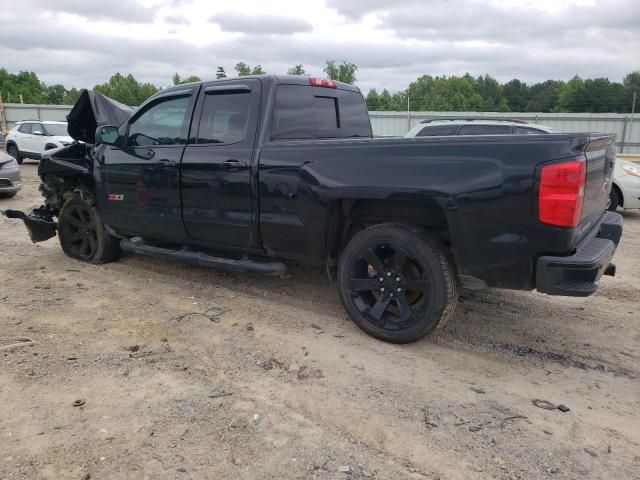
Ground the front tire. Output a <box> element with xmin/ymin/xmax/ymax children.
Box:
<box><xmin>337</xmin><ymin>223</ymin><xmax>459</xmax><ymax>344</ymax></box>
<box><xmin>608</xmin><ymin>187</ymin><xmax>620</xmax><ymax>212</ymax></box>
<box><xmin>6</xmin><ymin>143</ymin><xmax>22</xmax><ymax>164</ymax></box>
<box><xmin>58</xmin><ymin>195</ymin><xmax>121</xmax><ymax>264</ymax></box>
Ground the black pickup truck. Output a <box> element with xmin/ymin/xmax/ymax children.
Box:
<box><xmin>6</xmin><ymin>75</ymin><xmax>623</xmax><ymax>343</ymax></box>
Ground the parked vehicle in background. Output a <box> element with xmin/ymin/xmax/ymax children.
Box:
<box><xmin>6</xmin><ymin>77</ymin><xmax>623</xmax><ymax>344</ymax></box>
<box><xmin>0</xmin><ymin>151</ymin><xmax>21</xmax><ymax>198</ymax></box>
<box><xmin>405</xmin><ymin>117</ymin><xmax>558</xmax><ymax>137</ymax></box>
<box><xmin>609</xmin><ymin>159</ymin><xmax>640</xmax><ymax>211</ymax></box>
<box><xmin>5</xmin><ymin>121</ymin><xmax>74</xmax><ymax>163</ymax></box>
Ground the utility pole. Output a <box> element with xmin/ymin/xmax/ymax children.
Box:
<box><xmin>627</xmin><ymin>91</ymin><xmax>636</xmax><ymax>153</ymax></box>
<box><xmin>407</xmin><ymin>95</ymin><xmax>411</xmax><ymax>133</ymax></box>
<box><xmin>0</xmin><ymin>93</ymin><xmax>7</xmax><ymax>135</ymax></box>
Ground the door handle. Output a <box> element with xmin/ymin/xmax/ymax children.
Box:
<box><xmin>222</xmin><ymin>159</ymin><xmax>248</xmax><ymax>169</ymax></box>
<box><xmin>159</xmin><ymin>159</ymin><xmax>177</xmax><ymax>167</ymax></box>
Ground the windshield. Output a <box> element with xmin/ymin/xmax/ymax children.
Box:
<box><xmin>44</xmin><ymin>124</ymin><xmax>69</xmax><ymax>136</ymax></box>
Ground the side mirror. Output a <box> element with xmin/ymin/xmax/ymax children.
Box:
<box><xmin>32</xmin><ymin>130</ymin><xmax>44</xmax><ymax>136</ymax></box>
<box><xmin>95</xmin><ymin>125</ymin><xmax>119</xmax><ymax>145</ymax></box>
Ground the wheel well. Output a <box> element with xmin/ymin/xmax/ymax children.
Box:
<box><xmin>327</xmin><ymin>199</ymin><xmax>450</xmax><ymax>260</ymax></box>
<box><xmin>5</xmin><ymin>140</ymin><xmax>17</xmax><ymax>149</ymax></box>
<box><xmin>612</xmin><ymin>182</ymin><xmax>623</xmax><ymax>207</ymax></box>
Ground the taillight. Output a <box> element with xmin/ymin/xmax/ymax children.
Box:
<box><xmin>309</xmin><ymin>77</ymin><xmax>337</xmax><ymax>88</ymax></box>
<box><xmin>538</xmin><ymin>156</ymin><xmax>586</xmax><ymax>227</ymax></box>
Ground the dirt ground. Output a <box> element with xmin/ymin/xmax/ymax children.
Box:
<box><xmin>1</xmin><ymin>163</ymin><xmax>639</xmax><ymax>480</ymax></box>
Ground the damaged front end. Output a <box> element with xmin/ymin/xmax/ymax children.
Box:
<box><xmin>2</xmin><ymin>90</ymin><xmax>133</xmax><ymax>243</ymax></box>
<box><xmin>3</xmin><ymin>142</ymin><xmax>95</xmax><ymax>242</ymax></box>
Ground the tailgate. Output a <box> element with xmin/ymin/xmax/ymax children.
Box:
<box><xmin>579</xmin><ymin>134</ymin><xmax>616</xmax><ymax>237</ymax></box>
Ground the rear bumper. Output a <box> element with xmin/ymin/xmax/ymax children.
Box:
<box><xmin>536</xmin><ymin>211</ymin><xmax>623</xmax><ymax>297</ymax></box>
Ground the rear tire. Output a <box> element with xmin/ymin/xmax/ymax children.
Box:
<box><xmin>337</xmin><ymin>223</ymin><xmax>459</xmax><ymax>344</ymax></box>
<box><xmin>6</xmin><ymin>143</ymin><xmax>22</xmax><ymax>164</ymax></box>
<box><xmin>608</xmin><ymin>187</ymin><xmax>620</xmax><ymax>212</ymax></box>
<box><xmin>58</xmin><ymin>194</ymin><xmax>121</xmax><ymax>264</ymax></box>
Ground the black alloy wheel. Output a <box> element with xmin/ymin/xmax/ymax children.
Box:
<box><xmin>338</xmin><ymin>223</ymin><xmax>458</xmax><ymax>343</ymax></box>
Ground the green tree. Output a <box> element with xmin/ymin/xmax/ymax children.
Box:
<box><xmin>94</xmin><ymin>73</ymin><xmax>159</xmax><ymax>106</ymax></box>
<box><xmin>234</xmin><ymin>63</ymin><xmax>265</xmax><ymax>76</ymax></box>
<box><xmin>234</xmin><ymin>62</ymin><xmax>251</xmax><ymax>76</ymax></box>
<box><xmin>172</xmin><ymin>73</ymin><xmax>201</xmax><ymax>85</ymax></box>
<box><xmin>287</xmin><ymin>64</ymin><xmax>306</xmax><ymax>75</ymax></box>
<box><xmin>474</xmin><ymin>74</ymin><xmax>503</xmax><ymax>111</ymax></box>
<box><xmin>63</xmin><ymin>88</ymin><xmax>81</xmax><ymax>105</ymax></box>
<box><xmin>366</xmin><ymin>88</ymin><xmax>381</xmax><ymax>110</ymax></box>
<box><xmin>323</xmin><ymin>60</ymin><xmax>358</xmax><ymax>84</ymax></box>
<box><xmin>0</xmin><ymin>69</ymin><xmax>46</xmax><ymax>103</ymax></box>
<box><xmin>526</xmin><ymin>80</ymin><xmax>564</xmax><ymax>112</ymax></box>
<box><xmin>216</xmin><ymin>67</ymin><xmax>227</xmax><ymax>79</ymax></box>
<box><xmin>502</xmin><ymin>79</ymin><xmax>529</xmax><ymax>112</ymax></box>
<box><xmin>45</xmin><ymin>84</ymin><xmax>66</xmax><ymax>104</ymax></box>
<box><xmin>556</xmin><ymin>75</ymin><xmax>587</xmax><ymax>112</ymax></box>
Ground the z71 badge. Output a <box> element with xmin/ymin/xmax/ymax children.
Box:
<box><xmin>107</xmin><ymin>194</ymin><xmax>124</xmax><ymax>201</ymax></box>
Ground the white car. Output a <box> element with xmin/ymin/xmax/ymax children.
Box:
<box><xmin>405</xmin><ymin>118</ymin><xmax>558</xmax><ymax>137</ymax></box>
<box><xmin>610</xmin><ymin>159</ymin><xmax>640</xmax><ymax>211</ymax></box>
<box><xmin>5</xmin><ymin>120</ymin><xmax>74</xmax><ymax>164</ymax></box>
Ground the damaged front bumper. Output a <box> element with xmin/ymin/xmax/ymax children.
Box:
<box><xmin>3</xmin><ymin>207</ymin><xmax>57</xmax><ymax>243</ymax></box>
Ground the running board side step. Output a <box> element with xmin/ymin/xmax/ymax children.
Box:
<box><xmin>120</xmin><ymin>238</ymin><xmax>287</xmax><ymax>276</ymax></box>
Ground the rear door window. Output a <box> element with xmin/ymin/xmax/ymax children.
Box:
<box><xmin>272</xmin><ymin>85</ymin><xmax>371</xmax><ymax>139</ymax></box>
<box><xmin>196</xmin><ymin>91</ymin><xmax>251</xmax><ymax>144</ymax></box>
<box><xmin>458</xmin><ymin>125</ymin><xmax>512</xmax><ymax>135</ymax></box>
<box><xmin>416</xmin><ymin>125</ymin><xmax>459</xmax><ymax>136</ymax></box>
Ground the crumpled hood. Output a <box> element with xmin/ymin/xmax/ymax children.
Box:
<box><xmin>66</xmin><ymin>90</ymin><xmax>134</xmax><ymax>144</ymax></box>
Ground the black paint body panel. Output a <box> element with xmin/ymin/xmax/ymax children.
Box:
<box><xmin>34</xmin><ymin>75</ymin><xmax>617</xmax><ymax>292</ymax></box>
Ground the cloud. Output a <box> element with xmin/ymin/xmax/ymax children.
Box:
<box><xmin>0</xmin><ymin>0</ymin><xmax>637</xmax><ymax>95</ymax></box>
<box><xmin>163</xmin><ymin>15</ymin><xmax>190</xmax><ymax>25</ymax></box>
<box><xmin>209</xmin><ymin>12</ymin><xmax>313</xmax><ymax>34</ymax></box>
<box><xmin>23</xmin><ymin>0</ymin><xmax>157</xmax><ymax>23</ymax></box>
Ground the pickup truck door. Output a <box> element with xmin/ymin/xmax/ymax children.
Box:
<box><xmin>180</xmin><ymin>79</ymin><xmax>261</xmax><ymax>248</ymax></box>
<box><xmin>98</xmin><ymin>88</ymin><xmax>197</xmax><ymax>241</ymax></box>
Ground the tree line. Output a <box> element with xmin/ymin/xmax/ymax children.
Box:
<box><xmin>366</xmin><ymin>72</ymin><xmax>639</xmax><ymax>113</ymax></box>
<box><xmin>1</xmin><ymin>64</ymin><xmax>637</xmax><ymax>113</ymax></box>
<box><xmin>0</xmin><ymin>61</ymin><xmax>356</xmax><ymax>107</ymax></box>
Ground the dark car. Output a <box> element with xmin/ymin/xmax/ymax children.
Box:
<box><xmin>6</xmin><ymin>75</ymin><xmax>623</xmax><ymax>343</ymax></box>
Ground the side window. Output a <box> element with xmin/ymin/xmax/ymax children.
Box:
<box><xmin>515</xmin><ymin>126</ymin><xmax>543</xmax><ymax>134</ymax></box>
<box><xmin>127</xmin><ymin>96</ymin><xmax>189</xmax><ymax>147</ymax></box>
<box><xmin>272</xmin><ymin>85</ymin><xmax>371</xmax><ymax>139</ymax></box>
<box><xmin>417</xmin><ymin>125</ymin><xmax>458</xmax><ymax>136</ymax></box>
<box><xmin>314</xmin><ymin>96</ymin><xmax>339</xmax><ymax>132</ymax></box>
<box><xmin>18</xmin><ymin>123</ymin><xmax>32</xmax><ymax>134</ymax></box>
<box><xmin>272</xmin><ymin>86</ymin><xmax>315</xmax><ymax>139</ymax></box>
<box><xmin>458</xmin><ymin>124</ymin><xmax>512</xmax><ymax>135</ymax></box>
<box><xmin>196</xmin><ymin>92</ymin><xmax>251</xmax><ymax>144</ymax></box>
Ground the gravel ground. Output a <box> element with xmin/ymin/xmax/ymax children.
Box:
<box><xmin>1</xmin><ymin>162</ymin><xmax>639</xmax><ymax>480</ymax></box>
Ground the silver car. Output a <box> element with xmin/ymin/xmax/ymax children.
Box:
<box><xmin>0</xmin><ymin>151</ymin><xmax>22</xmax><ymax>198</ymax></box>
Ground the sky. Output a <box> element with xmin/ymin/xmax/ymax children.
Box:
<box><xmin>0</xmin><ymin>0</ymin><xmax>638</xmax><ymax>93</ymax></box>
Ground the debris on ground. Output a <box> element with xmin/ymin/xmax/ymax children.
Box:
<box><xmin>532</xmin><ymin>399</ymin><xmax>556</xmax><ymax>410</ymax></box>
